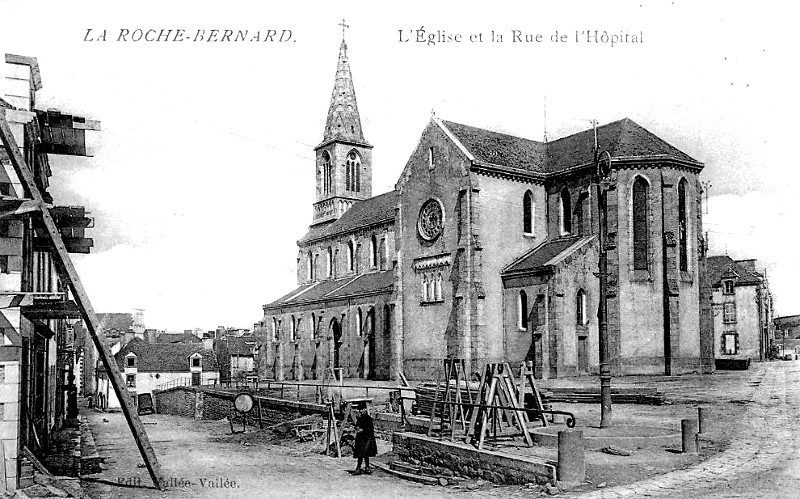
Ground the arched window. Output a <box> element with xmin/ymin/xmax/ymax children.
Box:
<box><xmin>310</xmin><ymin>314</ymin><xmax>317</xmax><ymax>340</ymax></box>
<box><xmin>307</xmin><ymin>251</ymin><xmax>313</xmax><ymax>280</ymax></box>
<box><xmin>422</xmin><ymin>275</ymin><xmax>428</xmax><ymax>302</ymax></box>
<box><xmin>346</xmin><ymin>151</ymin><xmax>361</xmax><ymax>192</ymax></box>
<box><xmin>356</xmin><ymin>308</ymin><xmax>363</xmax><ymax>337</ymax></box>
<box><xmin>384</xmin><ymin>305</ymin><xmax>391</xmax><ymax>336</ymax></box>
<box><xmin>435</xmin><ymin>273</ymin><xmax>443</xmax><ymax>301</ymax></box>
<box><xmin>560</xmin><ymin>189</ymin><xmax>572</xmax><ymax>235</ymax></box>
<box><xmin>313</xmin><ymin>254</ymin><xmax>319</xmax><ymax>280</ymax></box>
<box><xmin>518</xmin><ymin>290</ymin><xmax>528</xmax><ymax>329</ymax></box>
<box><xmin>369</xmin><ymin>235</ymin><xmax>377</xmax><ymax>268</ymax></box>
<box><xmin>379</xmin><ymin>237</ymin><xmax>387</xmax><ymax>270</ymax></box>
<box><xmin>326</xmin><ymin>247</ymin><xmax>332</xmax><ymax>277</ymax></box>
<box><xmin>428</xmin><ymin>147</ymin><xmax>435</xmax><ymax>169</ymax></box>
<box><xmin>367</xmin><ymin>307</ymin><xmax>375</xmax><ymax>337</ymax></box>
<box><xmin>347</xmin><ymin>241</ymin><xmax>354</xmax><ymax>272</ymax></box>
<box><xmin>574</xmin><ymin>196</ymin><xmax>584</xmax><ymax>236</ymax></box>
<box><xmin>576</xmin><ymin>289</ymin><xmax>587</xmax><ymax>326</ymax></box>
<box><xmin>632</xmin><ymin>177</ymin><xmax>649</xmax><ymax>271</ymax></box>
<box><xmin>271</xmin><ymin>317</ymin><xmax>277</xmax><ymax>342</ymax></box>
<box><xmin>322</xmin><ymin>151</ymin><xmax>332</xmax><ymax>195</ymax></box>
<box><xmin>678</xmin><ymin>179</ymin><xmax>688</xmax><ymax>272</ymax></box>
<box><xmin>290</xmin><ymin>316</ymin><xmax>296</xmax><ymax>342</ymax></box>
<box><xmin>523</xmin><ymin>190</ymin><xmax>535</xmax><ymax>235</ymax></box>
<box><xmin>333</xmin><ymin>249</ymin><xmax>339</xmax><ymax>277</ymax></box>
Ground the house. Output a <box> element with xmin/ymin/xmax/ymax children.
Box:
<box><xmin>774</xmin><ymin>315</ymin><xmax>800</xmax><ymax>360</ymax></box>
<box><xmin>707</xmin><ymin>256</ymin><xmax>774</xmax><ymax>368</ymax></box>
<box><xmin>95</xmin><ymin>338</ymin><xmax>219</xmax><ymax>410</ymax></box>
<box><xmin>259</xmin><ymin>34</ymin><xmax>713</xmax><ymax>381</ymax></box>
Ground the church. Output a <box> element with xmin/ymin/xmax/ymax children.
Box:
<box><xmin>259</xmin><ymin>35</ymin><xmax>715</xmax><ymax>381</ymax></box>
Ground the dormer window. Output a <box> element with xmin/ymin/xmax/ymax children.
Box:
<box><xmin>126</xmin><ymin>354</ymin><xmax>136</xmax><ymax>368</ymax></box>
<box><xmin>723</xmin><ymin>280</ymin><xmax>735</xmax><ymax>295</ymax></box>
<box><xmin>191</xmin><ymin>356</ymin><xmax>201</xmax><ymax>368</ymax></box>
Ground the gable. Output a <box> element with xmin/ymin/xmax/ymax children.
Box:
<box><xmin>395</xmin><ymin>119</ymin><xmax>473</xmax><ymax>193</ymax></box>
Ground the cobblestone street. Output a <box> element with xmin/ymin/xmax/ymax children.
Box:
<box><xmin>77</xmin><ymin>361</ymin><xmax>800</xmax><ymax>498</ymax></box>
<box><xmin>573</xmin><ymin>362</ymin><xmax>800</xmax><ymax>498</ymax></box>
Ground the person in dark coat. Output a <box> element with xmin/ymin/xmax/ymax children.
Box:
<box><xmin>353</xmin><ymin>407</ymin><xmax>377</xmax><ymax>475</ymax></box>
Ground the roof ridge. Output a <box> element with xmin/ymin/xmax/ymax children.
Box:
<box><xmin>544</xmin><ymin>118</ymin><xmax>629</xmax><ymax>145</ymax></box>
<box><xmin>441</xmin><ymin>119</ymin><xmax>544</xmax><ymax>145</ymax></box>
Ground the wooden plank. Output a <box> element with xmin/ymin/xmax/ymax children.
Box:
<box><xmin>501</xmin><ymin>371</ymin><xmax>532</xmax><ymax>447</ymax></box>
<box><xmin>427</xmin><ymin>368</ymin><xmax>442</xmax><ymax>437</ymax></box>
<box><xmin>0</xmin><ymin>198</ymin><xmax>41</xmax><ymax>220</ymax></box>
<box><xmin>466</xmin><ymin>364</ymin><xmax>488</xmax><ymax>441</ymax></box>
<box><xmin>477</xmin><ymin>375</ymin><xmax>498</xmax><ymax>450</ymax></box>
<box><xmin>0</xmin><ymin>111</ymin><xmax>165</xmax><ymax>490</ymax></box>
<box><xmin>21</xmin><ymin>446</ymin><xmax>52</xmax><ymax>477</ymax></box>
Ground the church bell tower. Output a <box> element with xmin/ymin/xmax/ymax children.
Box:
<box><xmin>312</xmin><ymin>24</ymin><xmax>373</xmax><ymax>226</ymax></box>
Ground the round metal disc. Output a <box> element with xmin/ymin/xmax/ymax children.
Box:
<box><xmin>234</xmin><ymin>393</ymin><xmax>254</xmax><ymax>413</ymax></box>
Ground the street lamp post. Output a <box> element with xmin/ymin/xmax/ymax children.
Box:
<box><xmin>594</xmin><ymin>125</ymin><xmax>613</xmax><ymax>428</ymax></box>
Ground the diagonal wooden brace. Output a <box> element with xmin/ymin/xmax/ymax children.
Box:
<box><xmin>0</xmin><ymin>109</ymin><xmax>165</xmax><ymax>490</ymax></box>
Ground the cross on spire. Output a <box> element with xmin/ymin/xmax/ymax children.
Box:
<box><xmin>339</xmin><ymin>18</ymin><xmax>349</xmax><ymax>41</ymax></box>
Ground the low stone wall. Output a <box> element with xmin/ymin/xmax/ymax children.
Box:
<box><xmin>153</xmin><ymin>386</ymin><xmax>327</xmax><ymax>425</ymax></box>
<box><xmin>153</xmin><ymin>387</ymin><xmax>198</xmax><ymax>418</ymax></box>
<box><xmin>392</xmin><ymin>432</ymin><xmax>556</xmax><ymax>485</ymax></box>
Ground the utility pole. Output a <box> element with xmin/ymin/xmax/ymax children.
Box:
<box><xmin>593</xmin><ymin>120</ymin><xmax>613</xmax><ymax>428</ymax></box>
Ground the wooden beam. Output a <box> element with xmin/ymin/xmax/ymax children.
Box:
<box><xmin>0</xmin><ymin>109</ymin><xmax>165</xmax><ymax>490</ymax></box>
<box><xmin>0</xmin><ymin>198</ymin><xmax>41</xmax><ymax>219</ymax></box>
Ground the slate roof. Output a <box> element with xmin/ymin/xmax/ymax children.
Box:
<box><xmin>115</xmin><ymin>338</ymin><xmax>218</xmax><ymax>372</ymax></box>
<box><xmin>441</xmin><ymin>118</ymin><xmax>701</xmax><ymax>175</ymax></box>
<box><xmin>155</xmin><ymin>332</ymin><xmax>201</xmax><ymax>344</ymax></box>
<box><xmin>298</xmin><ymin>191</ymin><xmax>397</xmax><ymax>244</ymax></box>
<box><xmin>775</xmin><ymin>315</ymin><xmax>800</xmax><ymax>338</ymax></box>
<box><xmin>503</xmin><ymin>236</ymin><xmax>594</xmax><ymax>275</ymax></box>
<box><xmin>224</xmin><ymin>336</ymin><xmax>261</xmax><ymax>356</ymax></box>
<box><xmin>264</xmin><ymin>270</ymin><xmax>394</xmax><ymax>309</ymax></box>
<box><xmin>706</xmin><ymin>255</ymin><xmax>763</xmax><ymax>287</ymax></box>
<box><xmin>442</xmin><ymin>120</ymin><xmax>547</xmax><ymax>173</ymax></box>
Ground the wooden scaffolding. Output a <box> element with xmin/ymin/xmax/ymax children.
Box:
<box><xmin>0</xmin><ymin>110</ymin><xmax>165</xmax><ymax>489</ymax></box>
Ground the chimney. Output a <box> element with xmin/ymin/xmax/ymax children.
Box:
<box><xmin>146</xmin><ymin>329</ymin><xmax>157</xmax><ymax>344</ymax></box>
<box><xmin>122</xmin><ymin>330</ymin><xmax>135</xmax><ymax>347</ymax></box>
<box><xmin>202</xmin><ymin>337</ymin><xmax>214</xmax><ymax>350</ymax></box>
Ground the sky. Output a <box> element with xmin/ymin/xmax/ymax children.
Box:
<box><xmin>0</xmin><ymin>0</ymin><xmax>797</xmax><ymax>330</ymax></box>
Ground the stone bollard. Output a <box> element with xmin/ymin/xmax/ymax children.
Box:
<box><xmin>681</xmin><ymin>418</ymin><xmax>698</xmax><ymax>454</ymax></box>
<box><xmin>557</xmin><ymin>429</ymin><xmax>585</xmax><ymax>484</ymax></box>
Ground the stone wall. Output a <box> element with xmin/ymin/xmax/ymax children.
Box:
<box><xmin>153</xmin><ymin>387</ymin><xmax>197</xmax><ymax>418</ymax></box>
<box><xmin>154</xmin><ymin>387</ymin><xmax>327</xmax><ymax>426</ymax></box>
<box><xmin>392</xmin><ymin>432</ymin><xmax>555</xmax><ymax>485</ymax></box>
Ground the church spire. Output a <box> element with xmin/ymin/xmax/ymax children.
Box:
<box><xmin>319</xmin><ymin>23</ymin><xmax>369</xmax><ymax>148</ymax></box>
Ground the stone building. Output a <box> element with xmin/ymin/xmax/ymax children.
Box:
<box><xmin>1</xmin><ymin>54</ymin><xmax>96</xmax><ymax>489</ymax></box>
<box><xmin>706</xmin><ymin>255</ymin><xmax>774</xmax><ymax>367</ymax></box>
<box><xmin>774</xmin><ymin>314</ymin><xmax>800</xmax><ymax>359</ymax></box>
<box><xmin>260</xmin><ymin>36</ymin><xmax>713</xmax><ymax>381</ymax></box>
<box><xmin>95</xmin><ymin>338</ymin><xmax>219</xmax><ymax>410</ymax></box>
